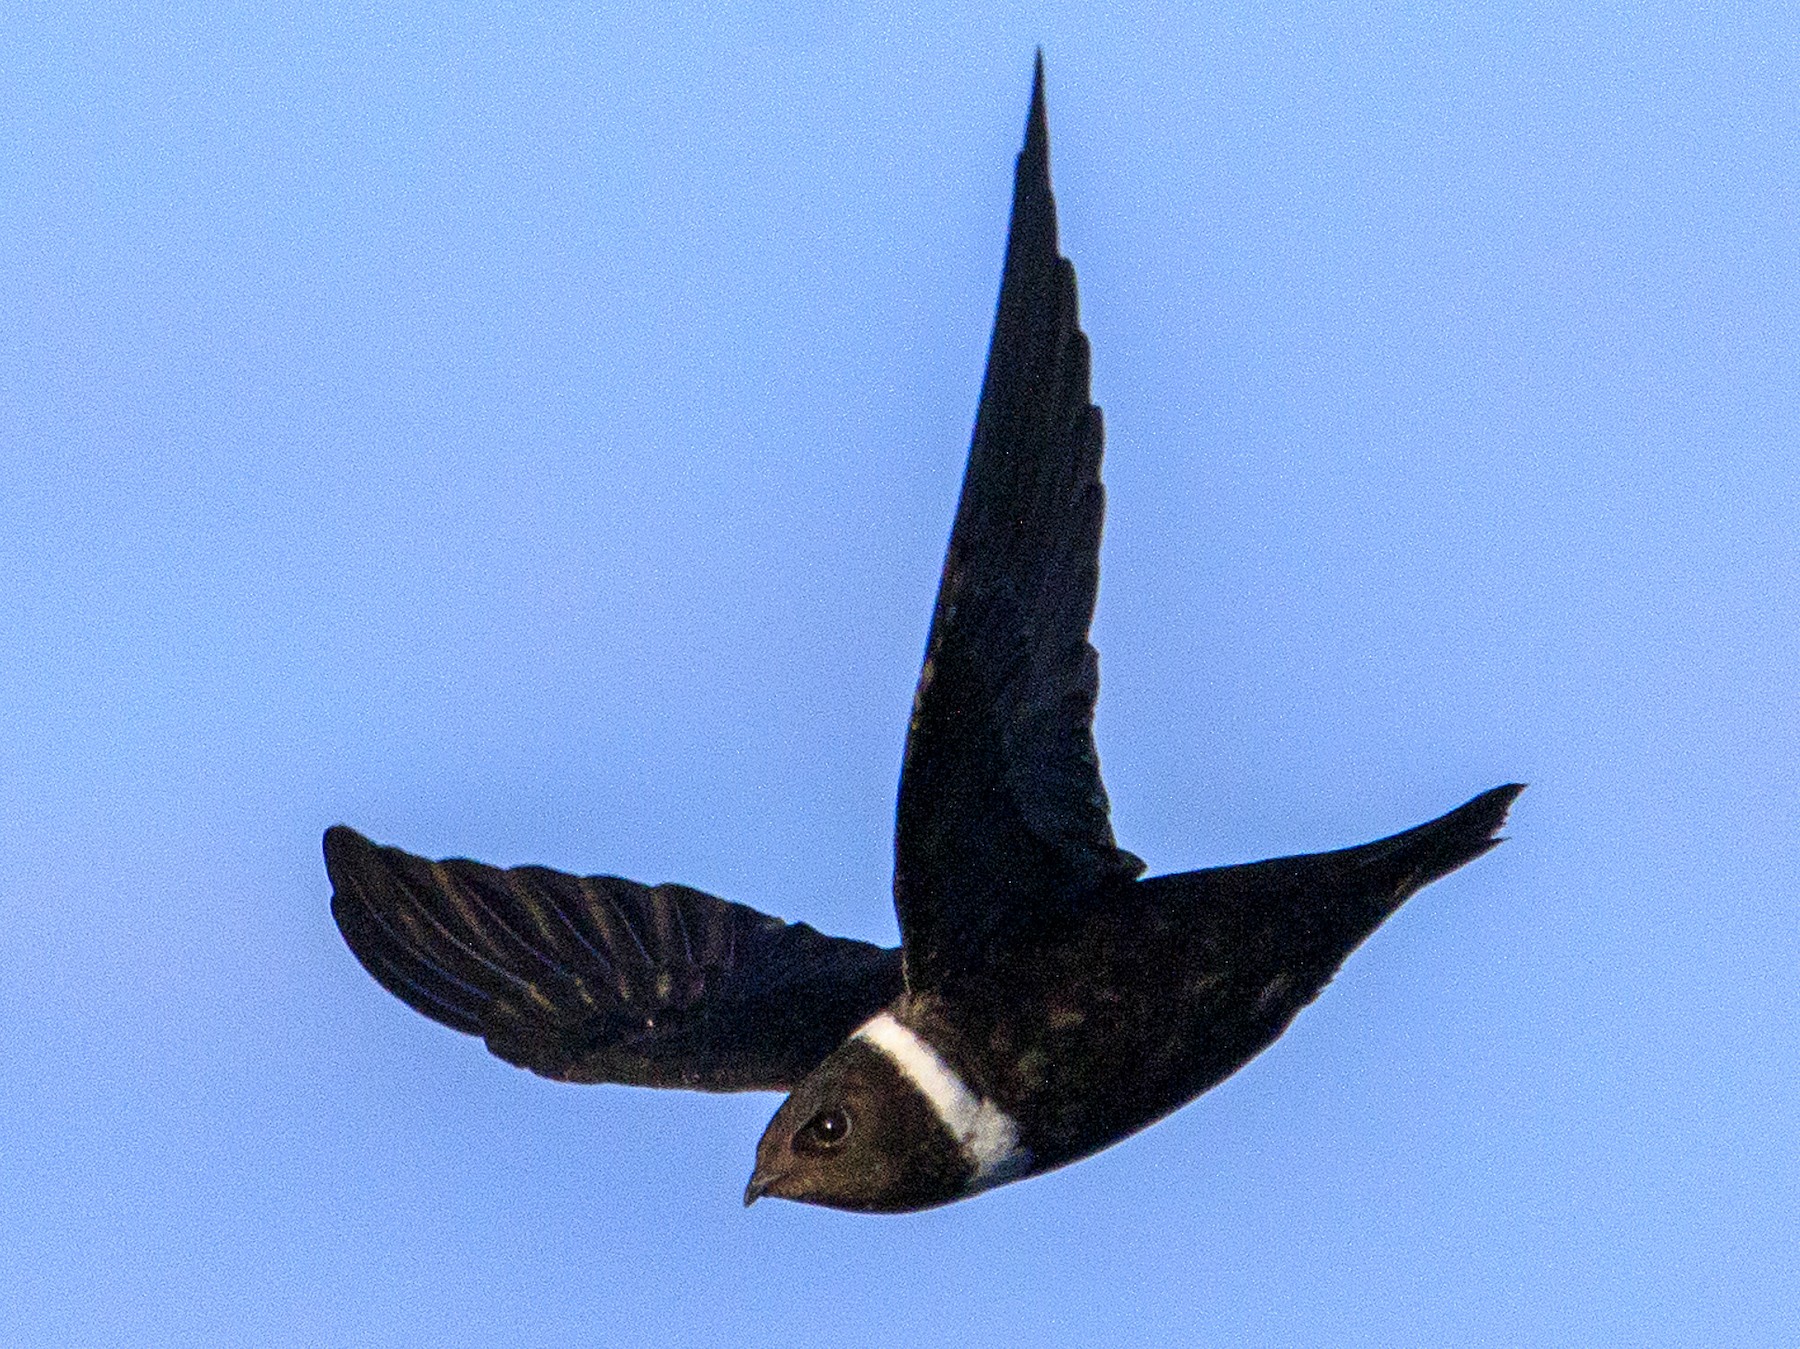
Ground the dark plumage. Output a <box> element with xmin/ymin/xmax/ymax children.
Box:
<box><xmin>327</xmin><ymin>56</ymin><xmax>1521</xmax><ymax>1214</ymax></box>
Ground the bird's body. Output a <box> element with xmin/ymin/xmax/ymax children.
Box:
<box><xmin>741</xmin><ymin>785</ymin><xmax>1518</xmax><ymax>1209</ymax></box>
<box><xmin>880</xmin><ymin>794</ymin><xmax>1520</xmax><ymax>1180</ymax></box>
<box><xmin>326</xmin><ymin>57</ymin><xmax>1520</xmax><ymax>1214</ymax></box>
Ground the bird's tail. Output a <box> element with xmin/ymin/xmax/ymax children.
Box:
<box><xmin>1142</xmin><ymin>783</ymin><xmax>1524</xmax><ymax>950</ymax></box>
<box><xmin>1328</xmin><ymin>782</ymin><xmax>1526</xmax><ymax>908</ymax></box>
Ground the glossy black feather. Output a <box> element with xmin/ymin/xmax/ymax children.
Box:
<box><xmin>900</xmin><ymin>784</ymin><xmax>1526</xmax><ymax>1171</ymax></box>
<box><xmin>328</xmin><ymin>63</ymin><xmax>1524</xmax><ymax>1215</ymax></box>
<box><xmin>326</xmin><ymin>826</ymin><xmax>902</xmax><ymax>1091</ymax></box>
<box><xmin>894</xmin><ymin>56</ymin><xmax>1142</xmax><ymax>991</ymax></box>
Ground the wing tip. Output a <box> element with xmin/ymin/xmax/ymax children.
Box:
<box><xmin>322</xmin><ymin>821</ymin><xmax>356</xmax><ymax>847</ymax></box>
<box><xmin>1020</xmin><ymin>50</ymin><xmax>1050</xmax><ymax>193</ymax></box>
<box><xmin>322</xmin><ymin>825</ymin><xmax>374</xmax><ymax>932</ymax></box>
<box><xmin>323</xmin><ymin>822</ymin><xmax>375</xmax><ymax>875</ymax></box>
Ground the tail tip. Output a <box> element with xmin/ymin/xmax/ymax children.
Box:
<box><xmin>1470</xmin><ymin>782</ymin><xmax>1527</xmax><ymax>841</ymax></box>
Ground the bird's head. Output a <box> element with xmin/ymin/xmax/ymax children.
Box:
<box><xmin>743</xmin><ymin>1034</ymin><xmax>972</xmax><ymax>1214</ymax></box>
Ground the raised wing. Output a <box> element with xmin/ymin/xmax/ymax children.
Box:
<box><xmin>894</xmin><ymin>57</ymin><xmax>1144</xmax><ymax>989</ymax></box>
<box><xmin>326</xmin><ymin>826</ymin><xmax>903</xmax><ymax>1092</ymax></box>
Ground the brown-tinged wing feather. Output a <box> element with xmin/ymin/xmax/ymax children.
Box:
<box><xmin>327</xmin><ymin>826</ymin><xmax>902</xmax><ymax>1092</ymax></box>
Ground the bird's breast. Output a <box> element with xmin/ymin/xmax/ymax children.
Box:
<box><xmin>912</xmin><ymin>893</ymin><xmax>1317</xmax><ymax>1171</ymax></box>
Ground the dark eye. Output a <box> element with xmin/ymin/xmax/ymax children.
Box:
<box><xmin>793</xmin><ymin>1107</ymin><xmax>852</xmax><ymax>1154</ymax></box>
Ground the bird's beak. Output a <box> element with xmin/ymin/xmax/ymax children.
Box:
<box><xmin>743</xmin><ymin>1165</ymin><xmax>783</xmax><ymax>1207</ymax></box>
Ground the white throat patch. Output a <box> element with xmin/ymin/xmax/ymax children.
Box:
<box><xmin>854</xmin><ymin>1012</ymin><xmax>1030</xmax><ymax>1189</ymax></box>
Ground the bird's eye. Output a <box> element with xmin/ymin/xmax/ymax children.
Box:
<box><xmin>793</xmin><ymin>1107</ymin><xmax>852</xmax><ymax>1154</ymax></box>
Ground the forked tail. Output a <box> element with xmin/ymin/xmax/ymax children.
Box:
<box><xmin>1141</xmin><ymin>782</ymin><xmax>1525</xmax><ymax>958</ymax></box>
<box><xmin>1337</xmin><ymin>782</ymin><xmax>1526</xmax><ymax>907</ymax></box>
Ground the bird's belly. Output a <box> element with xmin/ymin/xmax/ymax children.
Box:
<box><xmin>977</xmin><ymin>915</ymin><xmax>1313</xmax><ymax>1169</ymax></box>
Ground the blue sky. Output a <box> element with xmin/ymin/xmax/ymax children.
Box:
<box><xmin>3</xmin><ymin>3</ymin><xmax>1796</xmax><ymax>1345</ymax></box>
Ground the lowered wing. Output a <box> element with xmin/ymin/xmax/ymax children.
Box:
<box><xmin>894</xmin><ymin>57</ymin><xmax>1143</xmax><ymax>989</ymax></box>
<box><xmin>327</xmin><ymin>826</ymin><xmax>902</xmax><ymax>1092</ymax></box>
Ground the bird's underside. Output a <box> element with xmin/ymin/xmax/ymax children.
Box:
<box><xmin>325</xmin><ymin>55</ymin><xmax>1520</xmax><ymax>1210</ymax></box>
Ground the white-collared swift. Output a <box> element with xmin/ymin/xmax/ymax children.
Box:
<box><xmin>326</xmin><ymin>56</ymin><xmax>1522</xmax><ymax>1214</ymax></box>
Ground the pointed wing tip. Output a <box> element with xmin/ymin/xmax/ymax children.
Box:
<box><xmin>1002</xmin><ymin>48</ymin><xmax>1056</xmax><ymax>266</ymax></box>
<box><xmin>1024</xmin><ymin>51</ymin><xmax>1048</xmax><ymax>165</ymax></box>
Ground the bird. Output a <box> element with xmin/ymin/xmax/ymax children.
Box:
<box><xmin>324</xmin><ymin>55</ymin><xmax>1522</xmax><ymax>1215</ymax></box>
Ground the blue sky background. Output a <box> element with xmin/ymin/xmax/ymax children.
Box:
<box><xmin>4</xmin><ymin>3</ymin><xmax>1796</xmax><ymax>1345</ymax></box>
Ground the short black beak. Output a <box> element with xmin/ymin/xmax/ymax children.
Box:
<box><xmin>744</xmin><ymin>1158</ymin><xmax>793</xmax><ymax>1207</ymax></box>
<box><xmin>743</xmin><ymin>1172</ymin><xmax>773</xmax><ymax>1207</ymax></box>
